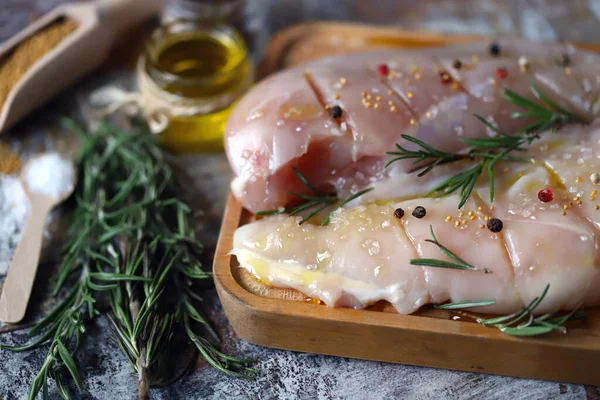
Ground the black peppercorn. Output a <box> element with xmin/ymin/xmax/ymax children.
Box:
<box><xmin>412</xmin><ymin>206</ymin><xmax>426</xmax><ymax>219</ymax></box>
<box><xmin>487</xmin><ymin>217</ymin><xmax>503</xmax><ymax>233</ymax></box>
<box><xmin>329</xmin><ymin>105</ymin><xmax>343</xmax><ymax>118</ymax></box>
<box><xmin>560</xmin><ymin>53</ymin><xmax>571</xmax><ymax>67</ymax></box>
<box><xmin>489</xmin><ymin>42</ymin><xmax>501</xmax><ymax>56</ymax></box>
<box><xmin>393</xmin><ymin>208</ymin><xmax>405</xmax><ymax>219</ymax></box>
<box><xmin>452</xmin><ymin>59</ymin><xmax>462</xmax><ymax>69</ymax></box>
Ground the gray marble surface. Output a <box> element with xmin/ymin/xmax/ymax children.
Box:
<box><xmin>1</xmin><ymin>1</ymin><xmax>600</xmax><ymax>399</ymax></box>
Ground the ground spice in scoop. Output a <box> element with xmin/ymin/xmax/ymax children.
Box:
<box><xmin>0</xmin><ymin>18</ymin><xmax>78</xmax><ymax>112</ymax></box>
<box><xmin>0</xmin><ymin>142</ymin><xmax>22</xmax><ymax>175</ymax></box>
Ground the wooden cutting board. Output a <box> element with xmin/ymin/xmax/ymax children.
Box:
<box><xmin>214</xmin><ymin>22</ymin><xmax>600</xmax><ymax>385</ymax></box>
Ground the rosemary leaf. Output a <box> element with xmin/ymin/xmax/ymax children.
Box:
<box><xmin>292</xmin><ymin>166</ymin><xmax>326</xmax><ymax>195</ymax></box>
<box><xmin>0</xmin><ymin>325</ymin><xmax>59</xmax><ymax>353</ymax></box>
<box><xmin>88</xmin><ymin>272</ymin><xmax>153</xmax><ymax>282</ymax></box>
<box><xmin>289</xmin><ymin>200</ymin><xmax>322</xmax><ymax>216</ymax></box>
<box><xmin>478</xmin><ymin>312</ymin><xmax>519</xmax><ymax>327</ymax></box>
<box><xmin>56</xmin><ymin>341</ymin><xmax>84</xmax><ymax>391</ymax></box>
<box><xmin>299</xmin><ymin>202</ymin><xmax>330</xmax><ymax>225</ymax></box>
<box><xmin>410</xmin><ymin>258</ymin><xmax>480</xmax><ymax>270</ymax></box>
<box><xmin>434</xmin><ymin>300</ymin><xmax>496</xmax><ymax>310</ymax></box>
<box><xmin>255</xmin><ymin>209</ymin><xmax>279</xmax><ymax>216</ymax></box>
<box><xmin>487</xmin><ymin>162</ymin><xmax>496</xmax><ymax>203</ymax></box>
<box><xmin>499</xmin><ymin>325</ymin><xmax>556</xmax><ymax>336</ymax></box>
<box><xmin>502</xmin><ymin>87</ymin><xmax>549</xmax><ymax>114</ymax></box>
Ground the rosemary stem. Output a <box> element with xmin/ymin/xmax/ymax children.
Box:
<box><xmin>137</xmin><ymin>349</ymin><xmax>150</xmax><ymax>400</ymax></box>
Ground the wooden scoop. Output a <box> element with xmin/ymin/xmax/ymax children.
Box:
<box><xmin>0</xmin><ymin>155</ymin><xmax>76</xmax><ymax>323</ymax></box>
<box><xmin>0</xmin><ymin>0</ymin><xmax>162</xmax><ymax>134</ymax></box>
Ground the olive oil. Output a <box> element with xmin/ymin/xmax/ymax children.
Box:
<box><xmin>160</xmin><ymin>103</ymin><xmax>235</xmax><ymax>152</ymax></box>
<box><xmin>139</xmin><ymin>21</ymin><xmax>252</xmax><ymax>153</ymax></box>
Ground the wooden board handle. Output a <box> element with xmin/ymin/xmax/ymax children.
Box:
<box><xmin>0</xmin><ymin>199</ymin><xmax>51</xmax><ymax>323</ymax></box>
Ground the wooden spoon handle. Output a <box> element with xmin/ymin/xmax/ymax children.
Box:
<box><xmin>0</xmin><ymin>201</ymin><xmax>50</xmax><ymax>323</ymax></box>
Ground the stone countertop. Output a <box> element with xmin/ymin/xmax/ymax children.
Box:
<box><xmin>1</xmin><ymin>1</ymin><xmax>600</xmax><ymax>399</ymax></box>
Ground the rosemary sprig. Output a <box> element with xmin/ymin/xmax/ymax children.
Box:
<box><xmin>1</xmin><ymin>118</ymin><xmax>255</xmax><ymax>399</ymax></box>
<box><xmin>477</xmin><ymin>284</ymin><xmax>585</xmax><ymax>337</ymax></box>
<box><xmin>411</xmin><ymin>228</ymin><xmax>583</xmax><ymax>336</ymax></box>
<box><xmin>386</xmin><ymin>84</ymin><xmax>588</xmax><ymax>207</ymax></box>
<box><xmin>436</xmin><ymin>285</ymin><xmax>584</xmax><ymax>336</ymax></box>
<box><xmin>257</xmin><ymin>167</ymin><xmax>373</xmax><ymax>225</ymax></box>
<box><xmin>410</xmin><ymin>226</ymin><xmax>492</xmax><ymax>273</ymax></box>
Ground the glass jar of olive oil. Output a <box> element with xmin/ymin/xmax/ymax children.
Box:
<box><xmin>137</xmin><ymin>20</ymin><xmax>252</xmax><ymax>152</ymax></box>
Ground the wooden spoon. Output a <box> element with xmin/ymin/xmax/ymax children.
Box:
<box><xmin>0</xmin><ymin>155</ymin><xmax>76</xmax><ymax>324</ymax></box>
<box><xmin>0</xmin><ymin>0</ymin><xmax>162</xmax><ymax>134</ymax></box>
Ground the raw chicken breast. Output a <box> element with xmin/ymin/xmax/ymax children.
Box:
<box><xmin>226</xmin><ymin>39</ymin><xmax>600</xmax><ymax>212</ymax></box>
<box><xmin>232</xmin><ymin>164</ymin><xmax>600</xmax><ymax>314</ymax></box>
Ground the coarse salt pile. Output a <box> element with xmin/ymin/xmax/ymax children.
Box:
<box><xmin>25</xmin><ymin>153</ymin><xmax>75</xmax><ymax>199</ymax></box>
<box><xmin>0</xmin><ymin>176</ymin><xmax>28</xmax><ymax>275</ymax></box>
<box><xmin>0</xmin><ymin>152</ymin><xmax>74</xmax><ymax>275</ymax></box>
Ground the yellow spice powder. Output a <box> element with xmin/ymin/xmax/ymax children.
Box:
<box><xmin>0</xmin><ymin>142</ymin><xmax>22</xmax><ymax>175</ymax></box>
<box><xmin>0</xmin><ymin>18</ymin><xmax>78</xmax><ymax>111</ymax></box>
